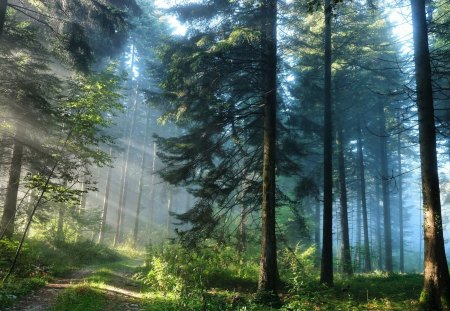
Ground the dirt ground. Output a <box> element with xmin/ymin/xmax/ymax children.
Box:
<box><xmin>4</xmin><ymin>264</ymin><xmax>145</xmax><ymax>311</ymax></box>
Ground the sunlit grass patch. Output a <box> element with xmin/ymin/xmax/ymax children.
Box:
<box><xmin>283</xmin><ymin>272</ymin><xmax>422</xmax><ymax>310</ymax></box>
<box><xmin>50</xmin><ymin>284</ymin><xmax>107</xmax><ymax>311</ymax></box>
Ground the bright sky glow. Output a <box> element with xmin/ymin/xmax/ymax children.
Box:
<box><xmin>387</xmin><ymin>4</ymin><xmax>413</xmax><ymax>54</ymax></box>
<box><xmin>154</xmin><ymin>0</ymin><xmax>187</xmax><ymax>36</ymax></box>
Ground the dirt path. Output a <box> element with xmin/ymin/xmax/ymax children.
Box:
<box><xmin>4</xmin><ymin>260</ymin><xmax>145</xmax><ymax>311</ymax></box>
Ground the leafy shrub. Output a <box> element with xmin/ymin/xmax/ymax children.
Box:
<box><xmin>138</xmin><ymin>242</ymin><xmax>259</xmax><ymax>296</ymax></box>
<box><xmin>280</xmin><ymin>244</ymin><xmax>317</xmax><ymax>291</ymax></box>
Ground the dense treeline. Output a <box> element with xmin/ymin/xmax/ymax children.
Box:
<box><xmin>1</xmin><ymin>0</ymin><xmax>450</xmax><ymax>310</ymax></box>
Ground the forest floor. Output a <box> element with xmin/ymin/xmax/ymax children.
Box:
<box><xmin>0</xmin><ymin>239</ymin><xmax>425</xmax><ymax>311</ymax></box>
<box><xmin>3</xmin><ymin>259</ymin><xmax>146</xmax><ymax>311</ymax></box>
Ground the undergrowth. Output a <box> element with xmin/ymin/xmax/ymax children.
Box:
<box><xmin>135</xmin><ymin>242</ymin><xmax>423</xmax><ymax>310</ymax></box>
<box><xmin>49</xmin><ymin>284</ymin><xmax>107</xmax><ymax>311</ymax></box>
<box><xmin>0</xmin><ymin>238</ymin><xmax>120</xmax><ymax>309</ymax></box>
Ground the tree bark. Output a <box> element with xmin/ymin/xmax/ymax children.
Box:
<box><xmin>148</xmin><ymin>142</ymin><xmax>157</xmax><ymax>234</ymax></box>
<box><xmin>257</xmin><ymin>0</ymin><xmax>278</xmax><ymax>300</ymax></box>
<box><xmin>375</xmin><ymin>181</ymin><xmax>383</xmax><ymax>270</ymax></box>
<box><xmin>98</xmin><ymin>147</ymin><xmax>113</xmax><ymax>244</ymax></box>
<box><xmin>397</xmin><ymin>115</ymin><xmax>404</xmax><ymax>273</ymax></box>
<box><xmin>357</xmin><ymin>125</ymin><xmax>371</xmax><ymax>272</ymax></box>
<box><xmin>56</xmin><ymin>204</ymin><xmax>65</xmax><ymax>244</ymax></box>
<box><xmin>314</xmin><ymin>201</ymin><xmax>321</xmax><ymax>266</ymax></box>
<box><xmin>166</xmin><ymin>184</ymin><xmax>173</xmax><ymax>238</ymax></box>
<box><xmin>0</xmin><ymin>0</ymin><xmax>7</xmax><ymax>36</ymax></box>
<box><xmin>379</xmin><ymin>102</ymin><xmax>393</xmax><ymax>273</ymax></box>
<box><xmin>336</xmin><ymin>126</ymin><xmax>352</xmax><ymax>275</ymax></box>
<box><xmin>133</xmin><ymin>110</ymin><xmax>150</xmax><ymax>245</ymax></box>
<box><xmin>237</xmin><ymin>178</ymin><xmax>248</xmax><ymax>256</ymax></box>
<box><xmin>0</xmin><ymin>125</ymin><xmax>24</xmax><ymax>239</ymax></box>
<box><xmin>114</xmin><ymin>46</ymin><xmax>138</xmax><ymax>247</ymax></box>
<box><xmin>113</xmin><ymin>151</ymin><xmax>127</xmax><ymax>247</ymax></box>
<box><xmin>411</xmin><ymin>0</ymin><xmax>450</xmax><ymax>308</ymax></box>
<box><xmin>355</xmin><ymin>182</ymin><xmax>361</xmax><ymax>272</ymax></box>
<box><xmin>320</xmin><ymin>0</ymin><xmax>333</xmax><ymax>286</ymax></box>
<box><xmin>77</xmin><ymin>181</ymin><xmax>87</xmax><ymax>241</ymax></box>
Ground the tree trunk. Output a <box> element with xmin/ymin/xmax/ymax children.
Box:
<box><xmin>397</xmin><ymin>115</ymin><xmax>404</xmax><ymax>273</ymax></box>
<box><xmin>320</xmin><ymin>0</ymin><xmax>333</xmax><ymax>286</ymax></box>
<box><xmin>237</xmin><ymin>176</ymin><xmax>248</xmax><ymax>256</ymax></box>
<box><xmin>0</xmin><ymin>0</ymin><xmax>7</xmax><ymax>36</ymax></box>
<box><xmin>379</xmin><ymin>102</ymin><xmax>393</xmax><ymax>273</ymax></box>
<box><xmin>375</xmin><ymin>182</ymin><xmax>383</xmax><ymax>270</ymax></box>
<box><xmin>0</xmin><ymin>125</ymin><xmax>24</xmax><ymax>239</ymax></box>
<box><xmin>56</xmin><ymin>204</ymin><xmax>65</xmax><ymax>244</ymax></box>
<box><xmin>148</xmin><ymin>142</ymin><xmax>157</xmax><ymax>234</ymax></box>
<box><xmin>411</xmin><ymin>0</ymin><xmax>450</xmax><ymax>308</ymax></box>
<box><xmin>355</xmin><ymin>184</ymin><xmax>361</xmax><ymax>272</ymax></box>
<box><xmin>237</xmin><ymin>203</ymin><xmax>247</xmax><ymax>256</ymax></box>
<box><xmin>133</xmin><ymin>110</ymin><xmax>150</xmax><ymax>245</ymax></box>
<box><xmin>166</xmin><ymin>185</ymin><xmax>173</xmax><ymax>238</ymax></box>
<box><xmin>314</xmin><ymin>201</ymin><xmax>321</xmax><ymax>266</ymax></box>
<box><xmin>336</xmin><ymin>126</ymin><xmax>352</xmax><ymax>276</ymax></box>
<box><xmin>77</xmin><ymin>181</ymin><xmax>87</xmax><ymax>241</ymax></box>
<box><xmin>98</xmin><ymin>147</ymin><xmax>113</xmax><ymax>244</ymax></box>
<box><xmin>357</xmin><ymin>125</ymin><xmax>371</xmax><ymax>272</ymax></box>
<box><xmin>114</xmin><ymin>46</ymin><xmax>138</xmax><ymax>247</ymax></box>
<box><xmin>257</xmin><ymin>0</ymin><xmax>278</xmax><ymax>300</ymax></box>
<box><xmin>113</xmin><ymin>151</ymin><xmax>127</xmax><ymax>247</ymax></box>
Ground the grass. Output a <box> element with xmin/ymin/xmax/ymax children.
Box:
<box><xmin>0</xmin><ymin>238</ymin><xmax>122</xmax><ymax>309</ymax></box>
<box><xmin>49</xmin><ymin>284</ymin><xmax>108</xmax><ymax>311</ymax></box>
<box><xmin>0</xmin><ymin>277</ymin><xmax>47</xmax><ymax>308</ymax></box>
<box><xmin>283</xmin><ymin>272</ymin><xmax>423</xmax><ymax>310</ymax></box>
<box><xmin>0</xmin><ymin>238</ymin><xmax>426</xmax><ymax>311</ymax></box>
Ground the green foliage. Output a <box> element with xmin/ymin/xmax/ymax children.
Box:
<box><xmin>283</xmin><ymin>272</ymin><xmax>422</xmax><ymax>310</ymax></box>
<box><xmin>0</xmin><ymin>238</ymin><xmax>120</xmax><ymax>278</ymax></box>
<box><xmin>280</xmin><ymin>245</ymin><xmax>317</xmax><ymax>290</ymax></box>
<box><xmin>50</xmin><ymin>285</ymin><xmax>107</xmax><ymax>311</ymax></box>
<box><xmin>0</xmin><ymin>277</ymin><xmax>46</xmax><ymax>308</ymax></box>
<box><xmin>133</xmin><ymin>242</ymin><xmax>267</xmax><ymax>310</ymax></box>
<box><xmin>139</xmin><ymin>242</ymin><xmax>258</xmax><ymax>294</ymax></box>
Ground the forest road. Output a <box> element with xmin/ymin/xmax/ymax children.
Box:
<box><xmin>4</xmin><ymin>259</ymin><xmax>145</xmax><ymax>311</ymax></box>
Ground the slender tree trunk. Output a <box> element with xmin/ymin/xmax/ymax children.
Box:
<box><xmin>314</xmin><ymin>201</ymin><xmax>321</xmax><ymax>266</ymax></box>
<box><xmin>336</xmin><ymin>126</ymin><xmax>352</xmax><ymax>275</ymax></box>
<box><xmin>0</xmin><ymin>0</ymin><xmax>7</xmax><ymax>36</ymax></box>
<box><xmin>148</xmin><ymin>142</ymin><xmax>157</xmax><ymax>233</ymax></box>
<box><xmin>237</xmin><ymin>177</ymin><xmax>248</xmax><ymax>256</ymax></box>
<box><xmin>375</xmin><ymin>182</ymin><xmax>383</xmax><ymax>270</ymax></box>
<box><xmin>56</xmin><ymin>204</ymin><xmax>65</xmax><ymax>244</ymax></box>
<box><xmin>114</xmin><ymin>46</ymin><xmax>138</xmax><ymax>247</ymax></box>
<box><xmin>166</xmin><ymin>185</ymin><xmax>173</xmax><ymax>238</ymax></box>
<box><xmin>411</xmin><ymin>0</ymin><xmax>450</xmax><ymax>308</ymax></box>
<box><xmin>133</xmin><ymin>111</ymin><xmax>150</xmax><ymax>245</ymax></box>
<box><xmin>113</xmin><ymin>151</ymin><xmax>126</xmax><ymax>247</ymax></box>
<box><xmin>77</xmin><ymin>181</ymin><xmax>86</xmax><ymax>241</ymax></box>
<box><xmin>320</xmin><ymin>0</ymin><xmax>333</xmax><ymax>286</ymax></box>
<box><xmin>355</xmin><ymin>185</ymin><xmax>361</xmax><ymax>272</ymax></box>
<box><xmin>357</xmin><ymin>125</ymin><xmax>371</xmax><ymax>272</ymax></box>
<box><xmin>379</xmin><ymin>102</ymin><xmax>393</xmax><ymax>272</ymax></box>
<box><xmin>0</xmin><ymin>126</ymin><xmax>24</xmax><ymax>239</ymax></box>
<box><xmin>98</xmin><ymin>147</ymin><xmax>113</xmax><ymax>244</ymax></box>
<box><xmin>397</xmin><ymin>115</ymin><xmax>404</xmax><ymax>273</ymax></box>
<box><xmin>237</xmin><ymin>203</ymin><xmax>247</xmax><ymax>255</ymax></box>
<box><xmin>257</xmin><ymin>0</ymin><xmax>278</xmax><ymax>299</ymax></box>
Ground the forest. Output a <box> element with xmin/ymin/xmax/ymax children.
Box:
<box><xmin>0</xmin><ymin>0</ymin><xmax>449</xmax><ymax>310</ymax></box>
